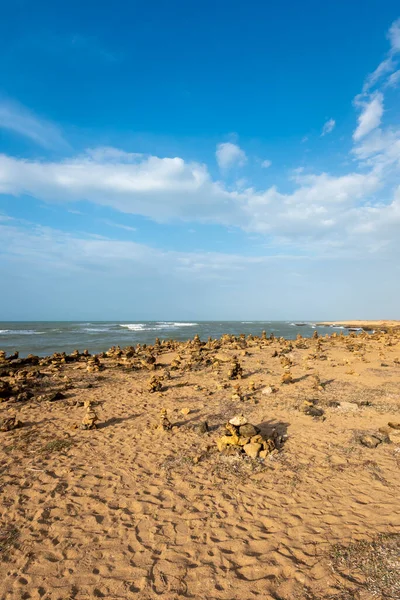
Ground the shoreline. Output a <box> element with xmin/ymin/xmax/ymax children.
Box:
<box><xmin>316</xmin><ymin>319</ymin><xmax>400</xmax><ymax>331</ymax></box>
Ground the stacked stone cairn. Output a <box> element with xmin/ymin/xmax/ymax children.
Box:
<box><xmin>228</xmin><ymin>355</ymin><xmax>243</xmax><ymax>380</ymax></box>
<box><xmin>80</xmin><ymin>400</ymin><xmax>98</xmax><ymax>430</ymax></box>
<box><xmin>217</xmin><ymin>415</ymin><xmax>280</xmax><ymax>459</ymax></box>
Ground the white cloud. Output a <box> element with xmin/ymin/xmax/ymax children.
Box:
<box><xmin>362</xmin><ymin>18</ymin><xmax>400</xmax><ymax>92</ymax></box>
<box><xmin>353</xmin><ymin>92</ymin><xmax>384</xmax><ymax>141</ymax></box>
<box><xmin>363</xmin><ymin>58</ymin><xmax>395</xmax><ymax>92</ymax></box>
<box><xmin>388</xmin><ymin>18</ymin><xmax>400</xmax><ymax>52</ymax></box>
<box><xmin>321</xmin><ymin>118</ymin><xmax>336</xmax><ymax>136</ymax></box>
<box><xmin>0</xmin><ymin>144</ymin><xmax>393</xmax><ymax>254</ymax></box>
<box><xmin>261</xmin><ymin>159</ymin><xmax>272</xmax><ymax>168</ymax></box>
<box><xmin>0</xmin><ymin>99</ymin><xmax>68</xmax><ymax>150</ymax></box>
<box><xmin>216</xmin><ymin>142</ymin><xmax>247</xmax><ymax>169</ymax></box>
<box><xmin>85</xmin><ymin>147</ymin><xmax>143</xmax><ymax>163</ymax></box>
<box><xmin>387</xmin><ymin>69</ymin><xmax>400</xmax><ymax>87</ymax></box>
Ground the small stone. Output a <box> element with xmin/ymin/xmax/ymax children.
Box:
<box><xmin>262</xmin><ymin>386</ymin><xmax>274</xmax><ymax>395</ymax></box>
<box><xmin>229</xmin><ymin>414</ymin><xmax>248</xmax><ymax>426</ymax></box>
<box><xmin>281</xmin><ymin>372</ymin><xmax>293</xmax><ymax>384</ymax></box>
<box><xmin>181</xmin><ymin>407</ymin><xmax>190</xmax><ymax>416</ymax></box>
<box><xmin>250</xmin><ymin>434</ymin><xmax>264</xmax><ymax>444</ymax></box>
<box><xmin>389</xmin><ymin>430</ymin><xmax>400</xmax><ymax>444</ymax></box>
<box><xmin>388</xmin><ymin>422</ymin><xmax>400</xmax><ymax>430</ymax></box>
<box><xmin>195</xmin><ymin>421</ymin><xmax>209</xmax><ymax>434</ymax></box>
<box><xmin>378</xmin><ymin>426</ymin><xmax>391</xmax><ymax>436</ymax></box>
<box><xmin>303</xmin><ymin>405</ymin><xmax>324</xmax><ymax>417</ymax></box>
<box><xmin>0</xmin><ymin>415</ymin><xmax>22</xmax><ymax>432</ymax></box>
<box><xmin>259</xmin><ymin>450</ymin><xmax>269</xmax><ymax>459</ymax></box>
<box><xmin>338</xmin><ymin>401</ymin><xmax>359</xmax><ymax>411</ymax></box>
<box><xmin>243</xmin><ymin>442</ymin><xmax>262</xmax><ymax>459</ymax></box>
<box><xmin>239</xmin><ymin>423</ymin><xmax>259</xmax><ymax>438</ymax></box>
<box><xmin>237</xmin><ymin>437</ymin><xmax>250</xmax><ymax>446</ymax></box>
<box><xmin>360</xmin><ymin>434</ymin><xmax>381</xmax><ymax>448</ymax></box>
<box><xmin>48</xmin><ymin>391</ymin><xmax>66</xmax><ymax>402</ymax></box>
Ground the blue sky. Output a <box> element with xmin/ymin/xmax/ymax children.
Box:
<box><xmin>1</xmin><ymin>1</ymin><xmax>400</xmax><ymax>320</ymax></box>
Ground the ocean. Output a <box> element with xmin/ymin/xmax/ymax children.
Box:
<box><xmin>0</xmin><ymin>321</ymin><xmax>358</xmax><ymax>358</ymax></box>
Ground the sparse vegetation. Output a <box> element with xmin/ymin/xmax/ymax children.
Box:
<box><xmin>330</xmin><ymin>534</ymin><xmax>400</xmax><ymax>599</ymax></box>
<box><xmin>0</xmin><ymin>526</ymin><xmax>19</xmax><ymax>555</ymax></box>
<box><xmin>41</xmin><ymin>438</ymin><xmax>73</xmax><ymax>453</ymax></box>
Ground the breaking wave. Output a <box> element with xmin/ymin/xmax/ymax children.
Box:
<box><xmin>120</xmin><ymin>322</ymin><xmax>198</xmax><ymax>332</ymax></box>
<box><xmin>0</xmin><ymin>329</ymin><xmax>44</xmax><ymax>335</ymax></box>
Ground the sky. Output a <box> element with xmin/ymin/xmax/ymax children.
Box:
<box><xmin>0</xmin><ymin>0</ymin><xmax>400</xmax><ymax>321</ymax></box>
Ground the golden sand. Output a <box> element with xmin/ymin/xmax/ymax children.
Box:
<box><xmin>317</xmin><ymin>319</ymin><xmax>400</xmax><ymax>331</ymax></box>
<box><xmin>1</xmin><ymin>329</ymin><xmax>400</xmax><ymax>599</ymax></box>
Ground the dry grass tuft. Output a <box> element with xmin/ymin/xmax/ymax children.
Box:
<box><xmin>0</xmin><ymin>526</ymin><xmax>19</xmax><ymax>556</ymax></box>
<box><xmin>330</xmin><ymin>533</ymin><xmax>400</xmax><ymax>599</ymax></box>
<box><xmin>41</xmin><ymin>438</ymin><xmax>73</xmax><ymax>453</ymax></box>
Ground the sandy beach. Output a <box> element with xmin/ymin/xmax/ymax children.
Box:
<box><xmin>1</xmin><ymin>326</ymin><xmax>400</xmax><ymax>599</ymax></box>
<box><xmin>316</xmin><ymin>321</ymin><xmax>400</xmax><ymax>332</ymax></box>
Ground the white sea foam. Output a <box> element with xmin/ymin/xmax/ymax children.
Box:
<box><xmin>0</xmin><ymin>330</ymin><xmax>44</xmax><ymax>335</ymax></box>
<box><xmin>156</xmin><ymin>322</ymin><xmax>198</xmax><ymax>327</ymax></box>
<box><xmin>119</xmin><ymin>322</ymin><xmax>198</xmax><ymax>332</ymax></box>
<box><xmin>120</xmin><ymin>324</ymin><xmax>147</xmax><ymax>331</ymax></box>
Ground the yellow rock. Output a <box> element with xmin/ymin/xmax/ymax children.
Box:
<box><xmin>217</xmin><ymin>434</ymin><xmax>240</xmax><ymax>451</ymax></box>
<box><xmin>243</xmin><ymin>442</ymin><xmax>262</xmax><ymax>459</ymax></box>
<box><xmin>181</xmin><ymin>407</ymin><xmax>191</xmax><ymax>416</ymax></box>
<box><xmin>281</xmin><ymin>372</ymin><xmax>293</xmax><ymax>384</ymax></box>
<box><xmin>238</xmin><ymin>437</ymin><xmax>250</xmax><ymax>446</ymax></box>
<box><xmin>250</xmin><ymin>434</ymin><xmax>264</xmax><ymax>444</ymax></box>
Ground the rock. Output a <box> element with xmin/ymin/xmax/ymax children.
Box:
<box><xmin>259</xmin><ymin>450</ymin><xmax>269</xmax><ymax>459</ymax></box>
<box><xmin>373</xmin><ymin>430</ymin><xmax>390</xmax><ymax>443</ymax></box>
<box><xmin>148</xmin><ymin>376</ymin><xmax>163</xmax><ymax>393</ymax></box>
<box><xmin>158</xmin><ymin>408</ymin><xmax>172</xmax><ymax>431</ymax></box>
<box><xmin>229</xmin><ymin>414</ymin><xmax>248</xmax><ymax>426</ymax></box>
<box><xmin>238</xmin><ymin>437</ymin><xmax>250</xmax><ymax>446</ymax></box>
<box><xmin>281</xmin><ymin>372</ymin><xmax>293</xmax><ymax>384</ymax></box>
<box><xmin>243</xmin><ymin>442</ymin><xmax>262</xmax><ymax>459</ymax></box>
<box><xmin>80</xmin><ymin>403</ymin><xmax>98</xmax><ymax>430</ymax></box>
<box><xmin>48</xmin><ymin>391</ymin><xmax>66</xmax><ymax>402</ymax></box>
<box><xmin>0</xmin><ymin>415</ymin><xmax>22</xmax><ymax>432</ymax></box>
<box><xmin>217</xmin><ymin>434</ymin><xmax>240</xmax><ymax>451</ymax></box>
<box><xmin>388</xmin><ymin>422</ymin><xmax>400</xmax><ymax>430</ymax></box>
<box><xmin>181</xmin><ymin>407</ymin><xmax>191</xmax><ymax>416</ymax></box>
<box><xmin>250</xmin><ymin>434</ymin><xmax>264</xmax><ymax>444</ymax></box>
<box><xmin>262</xmin><ymin>386</ymin><xmax>274</xmax><ymax>395</ymax></box>
<box><xmin>195</xmin><ymin>421</ymin><xmax>209</xmax><ymax>434</ymax></box>
<box><xmin>379</xmin><ymin>426</ymin><xmax>391</xmax><ymax>436</ymax></box>
<box><xmin>360</xmin><ymin>434</ymin><xmax>381</xmax><ymax>448</ymax></box>
<box><xmin>389</xmin><ymin>430</ymin><xmax>400</xmax><ymax>444</ymax></box>
<box><xmin>15</xmin><ymin>391</ymin><xmax>34</xmax><ymax>402</ymax></box>
<box><xmin>338</xmin><ymin>401</ymin><xmax>359</xmax><ymax>412</ymax></box>
<box><xmin>303</xmin><ymin>403</ymin><xmax>324</xmax><ymax>417</ymax></box>
<box><xmin>0</xmin><ymin>380</ymin><xmax>12</xmax><ymax>398</ymax></box>
<box><xmin>239</xmin><ymin>423</ymin><xmax>259</xmax><ymax>438</ymax></box>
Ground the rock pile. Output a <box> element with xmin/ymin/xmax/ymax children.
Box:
<box><xmin>228</xmin><ymin>356</ymin><xmax>243</xmax><ymax>380</ymax></box>
<box><xmin>148</xmin><ymin>375</ymin><xmax>163</xmax><ymax>393</ymax></box>
<box><xmin>216</xmin><ymin>415</ymin><xmax>281</xmax><ymax>459</ymax></box>
<box><xmin>158</xmin><ymin>408</ymin><xmax>172</xmax><ymax>431</ymax></box>
<box><xmin>80</xmin><ymin>401</ymin><xmax>98</xmax><ymax>430</ymax></box>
